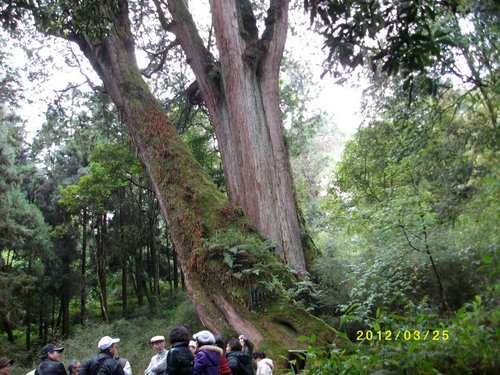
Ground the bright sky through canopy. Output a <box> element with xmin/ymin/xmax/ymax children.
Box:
<box><xmin>8</xmin><ymin>1</ymin><xmax>363</xmax><ymax>141</ymax></box>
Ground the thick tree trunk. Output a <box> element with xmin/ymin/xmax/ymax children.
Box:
<box><xmin>60</xmin><ymin>0</ymin><xmax>337</xmax><ymax>355</ymax></box>
<box><xmin>165</xmin><ymin>0</ymin><xmax>310</xmax><ymax>273</ymax></box>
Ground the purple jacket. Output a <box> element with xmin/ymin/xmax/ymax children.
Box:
<box><xmin>193</xmin><ymin>345</ymin><xmax>222</xmax><ymax>375</ymax></box>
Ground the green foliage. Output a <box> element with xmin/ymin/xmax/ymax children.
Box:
<box><xmin>0</xmin><ymin>107</ymin><xmax>55</xmax><ymax>344</ymax></box>
<box><xmin>317</xmin><ymin>76</ymin><xmax>498</xmax><ymax>313</ymax></box>
<box><xmin>304</xmin><ymin>0</ymin><xmax>499</xmax><ymax>91</ymax></box>
<box><xmin>194</xmin><ymin>227</ymin><xmax>322</xmax><ymax>311</ymax></box>
<box><xmin>32</xmin><ymin>0</ymin><xmax>120</xmax><ymax>39</ymax></box>
<box><xmin>176</xmin><ymin>113</ymin><xmax>224</xmax><ymax>188</ymax></box>
<box><xmin>59</xmin><ymin>142</ymin><xmax>142</xmax><ymax>214</ymax></box>
<box><xmin>305</xmin><ymin>0</ymin><xmax>450</xmax><ymax>75</ymax></box>
<box><xmin>280</xmin><ymin>58</ymin><xmax>328</xmax><ymax>158</ymax></box>
<box><xmin>289</xmin><ymin>289</ymin><xmax>499</xmax><ymax>374</ymax></box>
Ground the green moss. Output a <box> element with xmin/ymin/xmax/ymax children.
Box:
<box><xmin>239</xmin><ymin>301</ymin><xmax>346</xmax><ymax>369</ymax></box>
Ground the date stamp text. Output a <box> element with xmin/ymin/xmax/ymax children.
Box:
<box><xmin>356</xmin><ymin>329</ymin><xmax>449</xmax><ymax>341</ymax></box>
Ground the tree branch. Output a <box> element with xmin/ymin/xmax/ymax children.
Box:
<box><xmin>162</xmin><ymin>0</ymin><xmax>223</xmax><ymax>117</ymax></box>
<box><xmin>124</xmin><ymin>177</ymin><xmax>154</xmax><ymax>193</ymax></box>
<box><xmin>141</xmin><ymin>39</ymin><xmax>179</xmax><ymax>78</ymax></box>
<box><xmin>397</xmin><ymin>211</ymin><xmax>423</xmax><ymax>253</ymax></box>
<box><xmin>68</xmin><ymin>45</ymin><xmax>106</xmax><ymax>93</ymax></box>
<box><xmin>151</xmin><ymin>0</ymin><xmax>174</xmax><ymax>31</ymax></box>
<box><xmin>258</xmin><ymin>0</ymin><xmax>289</xmax><ymax>74</ymax></box>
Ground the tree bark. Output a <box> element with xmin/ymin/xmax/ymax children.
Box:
<box><xmin>95</xmin><ymin>213</ymin><xmax>109</xmax><ymax>322</ymax></box>
<box><xmin>80</xmin><ymin>209</ymin><xmax>88</xmax><ymax>322</ymax></box>
<box><xmin>119</xmin><ymin>198</ymin><xmax>129</xmax><ymax>318</ymax></box>
<box><xmin>164</xmin><ymin>0</ymin><xmax>310</xmax><ymax>273</ymax></box>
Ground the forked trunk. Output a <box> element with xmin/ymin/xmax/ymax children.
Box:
<box><xmin>166</xmin><ymin>0</ymin><xmax>310</xmax><ymax>273</ymax></box>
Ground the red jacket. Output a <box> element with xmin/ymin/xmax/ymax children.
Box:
<box><xmin>220</xmin><ymin>354</ymin><xmax>232</xmax><ymax>375</ymax></box>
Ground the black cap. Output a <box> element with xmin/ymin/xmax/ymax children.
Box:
<box><xmin>41</xmin><ymin>344</ymin><xmax>64</xmax><ymax>356</ymax></box>
<box><xmin>0</xmin><ymin>358</ymin><xmax>14</xmax><ymax>368</ymax></box>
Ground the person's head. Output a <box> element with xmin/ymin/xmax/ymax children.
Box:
<box><xmin>188</xmin><ymin>340</ymin><xmax>197</xmax><ymax>355</ymax></box>
<box><xmin>214</xmin><ymin>335</ymin><xmax>225</xmax><ymax>350</ymax></box>
<box><xmin>41</xmin><ymin>344</ymin><xmax>64</xmax><ymax>362</ymax></box>
<box><xmin>169</xmin><ymin>326</ymin><xmax>190</xmax><ymax>345</ymax></box>
<box><xmin>150</xmin><ymin>336</ymin><xmax>166</xmax><ymax>353</ymax></box>
<box><xmin>0</xmin><ymin>358</ymin><xmax>14</xmax><ymax>375</ymax></box>
<box><xmin>238</xmin><ymin>335</ymin><xmax>247</xmax><ymax>347</ymax></box>
<box><xmin>226</xmin><ymin>338</ymin><xmax>242</xmax><ymax>353</ymax></box>
<box><xmin>98</xmin><ymin>336</ymin><xmax>120</xmax><ymax>357</ymax></box>
<box><xmin>193</xmin><ymin>330</ymin><xmax>216</xmax><ymax>347</ymax></box>
<box><xmin>252</xmin><ymin>352</ymin><xmax>266</xmax><ymax>362</ymax></box>
<box><xmin>68</xmin><ymin>360</ymin><xmax>81</xmax><ymax>375</ymax></box>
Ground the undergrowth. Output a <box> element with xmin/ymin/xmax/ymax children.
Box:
<box><xmin>284</xmin><ymin>291</ymin><xmax>499</xmax><ymax>374</ymax></box>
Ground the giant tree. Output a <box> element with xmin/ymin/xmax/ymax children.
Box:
<box><xmin>1</xmin><ymin>0</ymin><xmax>335</xmax><ymax>349</ymax></box>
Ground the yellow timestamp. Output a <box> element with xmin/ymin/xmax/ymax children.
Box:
<box><xmin>356</xmin><ymin>329</ymin><xmax>450</xmax><ymax>341</ymax></box>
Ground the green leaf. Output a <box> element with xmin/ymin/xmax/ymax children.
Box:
<box><xmin>223</xmin><ymin>253</ymin><xmax>234</xmax><ymax>268</ymax></box>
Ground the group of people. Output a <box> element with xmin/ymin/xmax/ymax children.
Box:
<box><xmin>0</xmin><ymin>327</ymin><xmax>273</xmax><ymax>375</ymax></box>
<box><xmin>144</xmin><ymin>327</ymin><xmax>273</xmax><ymax>375</ymax></box>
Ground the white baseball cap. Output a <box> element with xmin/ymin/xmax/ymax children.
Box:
<box><xmin>98</xmin><ymin>336</ymin><xmax>120</xmax><ymax>350</ymax></box>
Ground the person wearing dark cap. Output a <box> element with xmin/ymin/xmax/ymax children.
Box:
<box><xmin>79</xmin><ymin>336</ymin><xmax>125</xmax><ymax>375</ymax></box>
<box><xmin>35</xmin><ymin>344</ymin><xmax>66</xmax><ymax>375</ymax></box>
<box><xmin>192</xmin><ymin>330</ymin><xmax>222</xmax><ymax>375</ymax></box>
<box><xmin>0</xmin><ymin>358</ymin><xmax>14</xmax><ymax>375</ymax></box>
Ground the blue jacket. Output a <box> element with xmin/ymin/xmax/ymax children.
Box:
<box><xmin>193</xmin><ymin>345</ymin><xmax>223</xmax><ymax>375</ymax></box>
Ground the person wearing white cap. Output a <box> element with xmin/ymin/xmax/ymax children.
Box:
<box><xmin>192</xmin><ymin>330</ymin><xmax>222</xmax><ymax>375</ymax></box>
<box><xmin>144</xmin><ymin>335</ymin><xmax>168</xmax><ymax>375</ymax></box>
<box><xmin>79</xmin><ymin>336</ymin><xmax>125</xmax><ymax>375</ymax></box>
<box><xmin>188</xmin><ymin>341</ymin><xmax>197</xmax><ymax>356</ymax></box>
